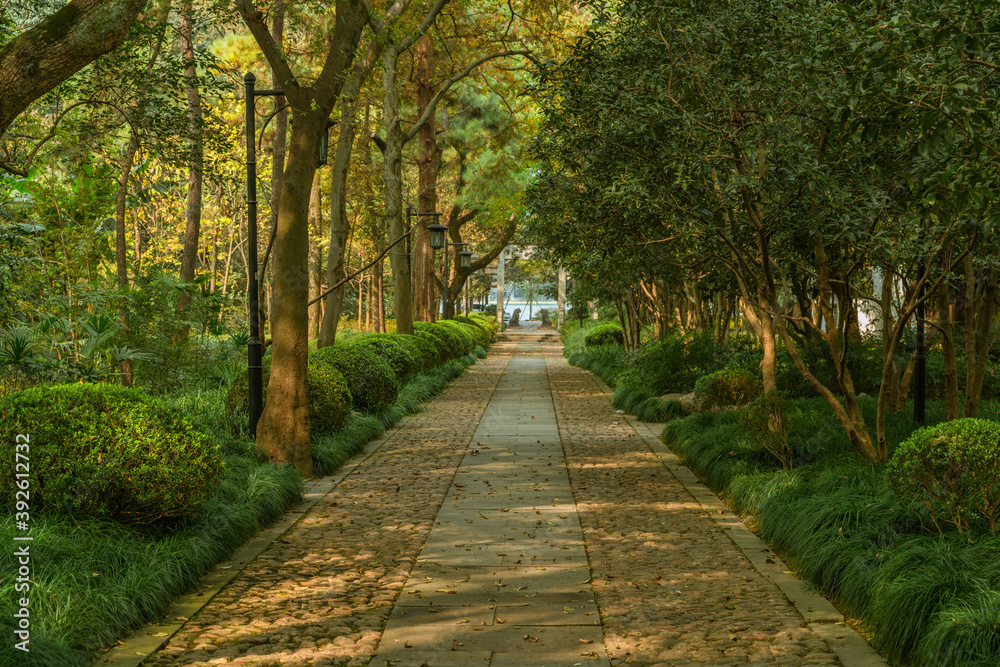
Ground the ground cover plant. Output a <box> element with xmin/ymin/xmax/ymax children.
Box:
<box><xmin>661</xmin><ymin>396</ymin><xmax>1000</xmax><ymax>666</ymax></box>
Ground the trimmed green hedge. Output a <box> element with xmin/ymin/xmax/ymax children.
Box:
<box><xmin>454</xmin><ymin>315</ymin><xmax>491</xmax><ymax>347</ymax></box>
<box><xmin>0</xmin><ymin>384</ymin><xmax>224</xmax><ymax>525</ymax></box>
<box><xmin>398</xmin><ymin>333</ymin><xmax>437</xmax><ymax>372</ymax></box>
<box><xmin>350</xmin><ymin>333</ymin><xmax>421</xmax><ymax>384</ymax></box>
<box><xmin>436</xmin><ymin>320</ymin><xmax>476</xmax><ymax>356</ymax></box>
<box><xmin>225</xmin><ymin>355</ymin><xmax>352</xmax><ymax>435</ymax></box>
<box><xmin>311</xmin><ymin>344</ymin><xmax>399</xmax><ymax>411</ymax></box>
<box><xmin>413</xmin><ymin>322</ymin><xmax>455</xmax><ymax>365</ymax></box>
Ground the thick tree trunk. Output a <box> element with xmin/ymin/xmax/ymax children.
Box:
<box><xmin>178</xmin><ymin>0</ymin><xmax>204</xmax><ymax>316</ymax></box>
<box><xmin>0</xmin><ymin>0</ymin><xmax>146</xmax><ymax>139</ymax></box>
<box><xmin>255</xmin><ymin>112</ymin><xmax>321</xmax><ymax>477</ymax></box>
<box><xmin>413</xmin><ymin>33</ymin><xmax>438</xmax><ymax>322</ymax></box>
<box><xmin>382</xmin><ymin>44</ymin><xmax>413</xmax><ymax>334</ymax></box>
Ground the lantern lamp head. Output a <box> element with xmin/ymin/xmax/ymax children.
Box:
<box><xmin>427</xmin><ymin>222</ymin><xmax>447</xmax><ymax>249</ymax></box>
<box><xmin>459</xmin><ymin>249</ymin><xmax>473</xmax><ymax>269</ymax></box>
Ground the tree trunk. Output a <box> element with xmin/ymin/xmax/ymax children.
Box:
<box><xmin>308</xmin><ymin>178</ymin><xmax>323</xmax><ymax>339</ymax></box>
<box><xmin>178</xmin><ymin>0</ymin><xmax>204</xmax><ymax>318</ymax></box>
<box><xmin>254</xmin><ymin>111</ymin><xmax>321</xmax><ymax>478</ymax></box>
<box><xmin>382</xmin><ymin>44</ymin><xmax>413</xmax><ymax>334</ymax></box>
<box><xmin>413</xmin><ymin>33</ymin><xmax>438</xmax><ymax>322</ymax></box>
<box><xmin>964</xmin><ymin>259</ymin><xmax>999</xmax><ymax>418</ymax></box>
<box><xmin>940</xmin><ymin>281</ymin><xmax>960</xmax><ymax>419</ymax></box>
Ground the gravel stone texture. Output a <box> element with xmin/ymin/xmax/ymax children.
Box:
<box><xmin>544</xmin><ymin>344</ymin><xmax>841</xmax><ymax>666</ymax></box>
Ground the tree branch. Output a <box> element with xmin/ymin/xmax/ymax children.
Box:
<box><xmin>399</xmin><ymin>0</ymin><xmax>450</xmax><ymax>52</ymax></box>
<box><xmin>234</xmin><ymin>0</ymin><xmax>302</xmax><ymax>105</ymax></box>
<box><xmin>308</xmin><ymin>231</ymin><xmax>411</xmax><ymax>306</ymax></box>
<box><xmin>403</xmin><ymin>49</ymin><xmax>529</xmax><ymax>143</ymax></box>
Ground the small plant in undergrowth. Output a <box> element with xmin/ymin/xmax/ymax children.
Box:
<box><xmin>584</xmin><ymin>322</ymin><xmax>624</xmax><ymax>346</ymax></box>
<box><xmin>694</xmin><ymin>368</ymin><xmax>762</xmax><ymax>411</ymax></box>
<box><xmin>885</xmin><ymin>418</ymin><xmax>1000</xmax><ymax>535</ymax></box>
<box><xmin>740</xmin><ymin>391</ymin><xmax>793</xmax><ymax>469</ymax></box>
<box><xmin>0</xmin><ymin>383</ymin><xmax>223</xmax><ymax>524</ymax></box>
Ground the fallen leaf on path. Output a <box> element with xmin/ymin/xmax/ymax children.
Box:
<box><xmin>580</xmin><ymin>639</ymin><xmax>593</xmax><ymax>644</ymax></box>
<box><xmin>524</xmin><ymin>634</ymin><xmax>539</xmax><ymax>642</ymax></box>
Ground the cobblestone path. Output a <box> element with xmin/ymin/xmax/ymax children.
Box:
<box><xmin>143</xmin><ymin>339</ymin><xmax>862</xmax><ymax>667</ymax></box>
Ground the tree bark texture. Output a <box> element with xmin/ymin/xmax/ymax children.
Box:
<box><xmin>413</xmin><ymin>33</ymin><xmax>438</xmax><ymax>322</ymax></box>
<box><xmin>178</xmin><ymin>0</ymin><xmax>204</xmax><ymax>314</ymax></box>
<box><xmin>0</xmin><ymin>0</ymin><xmax>146</xmax><ymax>138</ymax></box>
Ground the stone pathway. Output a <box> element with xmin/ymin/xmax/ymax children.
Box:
<box><xmin>138</xmin><ymin>338</ymin><xmax>881</xmax><ymax>667</ymax></box>
<box><xmin>371</xmin><ymin>351</ymin><xmax>608</xmax><ymax>667</ymax></box>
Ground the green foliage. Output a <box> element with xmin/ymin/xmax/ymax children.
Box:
<box><xmin>740</xmin><ymin>391</ymin><xmax>792</xmax><ymax>470</ymax></box>
<box><xmin>0</xmin><ymin>383</ymin><xmax>223</xmax><ymax>524</ymax></box>
<box><xmin>584</xmin><ymin>322</ymin><xmax>624</xmax><ymax>347</ymax></box>
<box><xmin>349</xmin><ymin>333</ymin><xmax>421</xmax><ymax>384</ymax></box>
<box><xmin>454</xmin><ymin>315</ymin><xmax>490</xmax><ymax>347</ymax></box>
<box><xmin>225</xmin><ymin>355</ymin><xmax>352</xmax><ymax>435</ymax></box>
<box><xmin>567</xmin><ymin>343</ymin><xmax>627</xmax><ymax>387</ymax></box>
<box><xmin>435</xmin><ymin>319</ymin><xmax>476</xmax><ymax>355</ymax></box>
<box><xmin>634</xmin><ymin>396</ymin><xmax>687</xmax><ymax>423</ymax></box>
<box><xmin>886</xmin><ymin>419</ymin><xmax>1000</xmax><ymax>535</ymax></box>
<box><xmin>397</xmin><ymin>333</ymin><xmax>436</xmax><ymax>372</ymax></box>
<box><xmin>694</xmin><ymin>368</ymin><xmax>762</xmax><ymax>411</ymax></box>
<box><xmin>412</xmin><ymin>321</ymin><xmax>456</xmax><ymax>364</ymax></box>
<box><xmin>310</xmin><ymin>344</ymin><xmax>399</xmax><ymax>411</ymax></box>
<box><xmin>617</xmin><ymin>332</ymin><xmax>720</xmax><ymax>394</ymax></box>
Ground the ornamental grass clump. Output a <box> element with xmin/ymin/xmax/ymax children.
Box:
<box><xmin>225</xmin><ymin>355</ymin><xmax>352</xmax><ymax>435</ymax></box>
<box><xmin>0</xmin><ymin>383</ymin><xmax>223</xmax><ymax>525</ymax></box>
<box><xmin>885</xmin><ymin>418</ymin><xmax>1000</xmax><ymax>535</ymax></box>
<box><xmin>310</xmin><ymin>345</ymin><xmax>399</xmax><ymax>411</ymax></box>
<box><xmin>694</xmin><ymin>368</ymin><xmax>762</xmax><ymax>411</ymax></box>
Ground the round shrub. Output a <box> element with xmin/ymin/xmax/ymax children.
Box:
<box><xmin>886</xmin><ymin>418</ymin><xmax>1000</xmax><ymax>535</ymax></box>
<box><xmin>311</xmin><ymin>344</ymin><xmax>399</xmax><ymax>411</ymax></box>
<box><xmin>693</xmin><ymin>368</ymin><xmax>762</xmax><ymax>411</ymax></box>
<box><xmin>436</xmin><ymin>320</ymin><xmax>476</xmax><ymax>355</ymax></box>
<box><xmin>455</xmin><ymin>315</ymin><xmax>490</xmax><ymax>346</ymax></box>
<box><xmin>350</xmin><ymin>333</ymin><xmax>421</xmax><ymax>384</ymax></box>
<box><xmin>413</xmin><ymin>322</ymin><xmax>457</xmax><ymax>363</ymax></box>
<box><xmin>398</xmin><ymin>333</ymin><xmax>436</xmax><ymax>372</ymax></box>
<box><xmin>585</xmin><ymin>322</ymin><xmax>624</xmax><ymax>347</ymax></box>
<box><xmin>0</xmin><ymin>383</ymin><xmax>223</xmax><ymax>524</ymax></box>
<box><xmin>226</xmin><ymin>356</ymin><xmax>352</xmax><ymax>435</ymax></box>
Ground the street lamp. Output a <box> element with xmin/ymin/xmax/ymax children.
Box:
<box><xmin>427</xmin><ymin>221</ymin><xmax>447</xmax><ymax>250</ymax></box>
<box><xmin>406</xmin><ymin>206</ymin><xmax>442</xmax><ymax>274</ymax></box>
<box><xmin>244</xmin><ymin>72</ymin><xmax>332</xmax><ymax>438</ymax></box>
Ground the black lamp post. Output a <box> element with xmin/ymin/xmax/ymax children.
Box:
<box><xmin>427</xmin><ymin>223</ymin><xmax>471</xmax><ymax>319</ymax></box>
<box><xmin>915</xmin><ymin>264</ymin><xmax>926</xmax><ymax>424</ymax></box>
<box><xmin>244</xmin><ymin>72</ymin><xmax>331</xmax><ymax>438</ymax></box>
<box><xmin>406</xmin><ymin>206</ymin><xmax>442</xmax><ymax>275</ymax></box>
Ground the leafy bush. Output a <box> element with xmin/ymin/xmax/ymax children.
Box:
<box><xmin>349</xmin><ymin>333</ymin><xmax>421</xmax><ymax>384</ymax></box>
<box><xmin>0</xmin><ymin>383</ymin><xmax>223</xmax><ymax>524</ymax></box>
<box><xmin>414</xmin><ymin>321</ymin><xmax>460</xmax><ymax>362</ymax></box>
<box><xmin>398</xmin><ymin>333</ymin><xmax>436</xmax><ymax>371</ymax></box>
<box><xmin>617</xmin><ymin>332</ymin><xmax>720</xmax><ymax>394</ymax></box>
<box><xmin>454</xmin><ymin>315</ymin><xmax>490</xmax><ymax>347</ymax></box>
<box><xmin>886</xmin><ymin>418</ymin><xmax>1000</xmax><ymax>535</ymax></box>
<box><xmin>694</xmin><ymin>368</ymin><xmax>762</xmax><ymax>410</ymax></box>
<box><xmin>584</xmin><ymin>322</ymin><xmax>624</xmax><ymax>346</ymax></box>
<box><xmin>311</xmin><ymin>344</ymin><xmax>399</xmax><ymax>411</ymax></box>
<box><xmin>225</xmin><ymin>355</ymin><xmax>352</xmax><ymax>435</ymax></box>
<box><xmin>567</xmin><ymin>343</ymin><xmax>627</xmax><ymax>387</ymax></box>
<box><xmin>740</xmin><ymin>391</ymin><xmax>792</xmax><ymax>469</ymax></box>
<box><xmin>436</xmin><ymin>320</ymin><xmax>476</xmax><ymax>355</ymax></box>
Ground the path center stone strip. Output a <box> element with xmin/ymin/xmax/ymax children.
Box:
<box><xmin>371</xmin><ymin>352</ymin><xmax>611</xmax><ymax>667</ymax></box>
